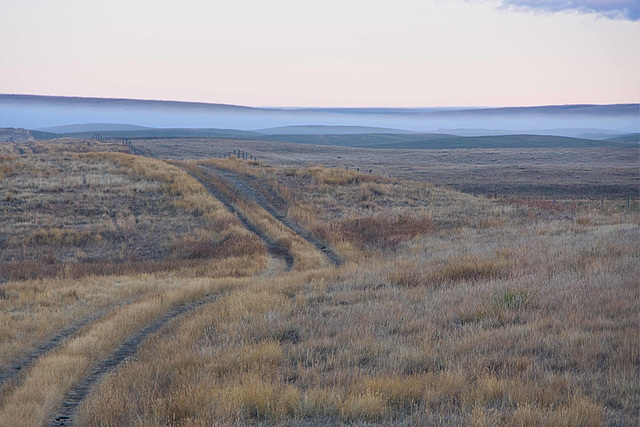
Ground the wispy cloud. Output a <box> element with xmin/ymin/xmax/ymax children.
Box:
<box><xmin>499</xmin><ymin>0</ymin><xmax>639</xmax><ymax>21</ymax></box>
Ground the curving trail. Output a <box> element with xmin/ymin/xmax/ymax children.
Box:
<box><xmin>0</xmin><ymin>301</ymin><xmax>133</xmax><ymax>388</ymax></box>
<box><xmin>198</xmin><ymin>164</ymin><xmax>344</xmax><ymax>267</ymax></box>
<box><xmin>2</xmin><ymin>155</ymin><xmax>345</xmax><ymax>427</ymax></box>
<box><xmin>48</xmin><ymin>294</ymin><xmax>219</xmax><ymax>426</ymax></box>
<box><xmin>184</xmin><ymin>166</ymin><xmax>296</xmax><ymax>270</ymax></box>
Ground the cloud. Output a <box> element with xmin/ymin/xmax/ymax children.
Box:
<box><xmin>499</xmin><ymin>0</ymin><xmax>639</xmax><ymax>21</ymax></box>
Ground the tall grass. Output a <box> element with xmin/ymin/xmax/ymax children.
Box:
<box><xmin>0</xmin><ymin>152</ymin><xmax>266</xmax><ymax>282</ymax></box>
<box><xmin>76</xmin><ymin>198</ymin><xmax>638</xmax><ymax>425</ymax></box>
<box><xmin>2</xmin><ymin>149</ymin><xmax>637</xmax><ymax>425</ymax></box>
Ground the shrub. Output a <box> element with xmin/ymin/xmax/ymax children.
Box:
<box><xmin>339</xmin><ymin>213</ymin><xmax>433</xmax><ymax>249</ymax></box>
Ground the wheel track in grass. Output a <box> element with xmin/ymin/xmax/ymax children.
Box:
<box><xmin>184</xmin><ymin>166</ymin><xmax>296</xmax><ymax>271</ymax></box>
<box><xmin>43</xmin><ymin>162</ymin><xmax>300</xmax><ymax>425</ymax></box>
<box><xmin>0</xmin><ymin>299</ymin><xmax>136</xmax><ymax>388</ymax></box>
<box><xmin>48</xmin><ymin>293</ymin><xmax>220</xmax><ymax>427</ymax></box>
<box><xmin>6</xmin><ymin>156</ymin><xmax>342</xmax><ymax>426</ymax></box>
<box><xmin>197</xmin><ymin>164</ymin><xmax>344</xmax><ymax>267</ymax></box>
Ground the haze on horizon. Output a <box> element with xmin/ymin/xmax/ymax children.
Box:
<box><xmin>1</xmin><ymin>0</ymin><xmax>638</xmax><ymax>109</ymax></box>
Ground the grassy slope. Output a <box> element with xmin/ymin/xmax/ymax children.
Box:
<box><xmin>77</xmin><ymin>162</ymin><xmax>638</xmax><ymax>426</ymax></box>
<box><xmin>0</xmin><ymin>144</ymin><xmax>637</xmax><ymax>426</ymax></box>
<box><xmin>605</xmin><ymin>133</ymin><xmax>640</xmax><ymax>143</ymax></box>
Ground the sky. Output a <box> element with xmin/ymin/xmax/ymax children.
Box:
<box><xmin>1</xmin><ymin>0</ymin><xmax>638</xmax><ymax>107</ymax></box>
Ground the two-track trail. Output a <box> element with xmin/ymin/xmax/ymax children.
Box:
<box><xmin>194</xmin><ymin>164</ymin><xmax>344</xmax><ymax>267</ymax></box>
<box><xmin>0</xmin><ymin>301</ymin><xmax>134</xmax><ymax>388</ymax></box>
<box><xmin>0</xmin><ymin>285</ymin><xmax>176</xmax><ymax>390</ymax></box>
<box><xmin>183</xmin><ymin>165</ymin><xmax>296</xmax><ymax>271</ymax></box>
<box><xmin>45</xmin><ymin>163</ymin><xmax>344</xmax><ymax>425</ymax></box>
<box><xmin>1</xmin><ymin>157</ymin><xmax>345</xmax><ymax>427</ymax></box>
<box><xmin>48</xmin><ymin>294</ymin><xmax>219</xmax><ymax>427</ymax></box>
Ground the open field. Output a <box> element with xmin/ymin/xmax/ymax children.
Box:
<box><xmin>132</xmin><ymin>137</ymin><xmax>639</xmax><ymax>200</ymax></box>
<box><xmin>0</xmin><ymin>139</ymin><xmax>637</xmax><ymax>425</ymax></box>
<box><xmin>0</xmin><ymin>141</ymin><xmax>266</xmax><ymax>282</ymax></box>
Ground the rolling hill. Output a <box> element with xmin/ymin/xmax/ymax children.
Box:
<box><xmin>2</xmin><ymin>94</ymin><xmax>638</xmax><ymax>134</ymax></box>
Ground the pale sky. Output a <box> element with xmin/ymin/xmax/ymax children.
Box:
<box><xmin>1</xmin><ymin>0</ymin><xmax>638</xmax><ymax>107</ymax></box>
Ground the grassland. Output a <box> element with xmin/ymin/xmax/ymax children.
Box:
<box><xmin>0</xmin><ymin>139</ymin><xmax>637</xmax><ymax>426</ymax></box>
<box><xmin>132</xmin><ymin>137</ymin><xmax>639</xmax><ymax>200</ymax></box>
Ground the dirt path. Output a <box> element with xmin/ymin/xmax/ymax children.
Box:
<box><xmin>36</xmin><ymin>157</ymin><xmax>341</xmax><ymax>425</ymax></box>
<box><xmin>48</xmin><ymin>294</ymin><xmax>219</xmax><ymax>427</ymax></box>
<box><xmin>0</xmin><ymin>301</ymin><xmax>133</xmax><ymax>388</ymax></box>
<box><xmin>185</xmin><ymin>166</ymin><xmax>295</xmax><ymax>271</ymax></box>
<box><xmin>200</xmin><ymin>165</ymin><xmax>344</xmax><ymax>267</ymax></box>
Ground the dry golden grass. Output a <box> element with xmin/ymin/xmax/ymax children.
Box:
<box><xmin>1</xmin><ymin>145</ymin><xmax>637</xmax><ymax>426</ymax></box>
<box><xmin>179</xmin><ymin>160</ymin><xmax>331</xmax><ymax>270</ymax></box>
<box><xmin>73</xmin><ymin>163</ymin><xmax>638</xmax><ymax>425</ymax></box>
<box><xmin>0</xmin><ymin>146</ymin><xmax>269</xmax><ymax>414</ymax></box>
<box><xmin>0</xmin><ymin>151</ymin><xmax>266</xmax><ymax>281</ymax></box>
<box><xmin>0</xmin><ymin>276</ymin><xmax>244</xmax><ymax>426</ymax></box>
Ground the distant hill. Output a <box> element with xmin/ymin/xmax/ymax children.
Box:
<box><xmin>0</xmin><ymin>128</ymin><xmax>60</xmax><ymax>141</ymax></box>
<box><xmin>0</xmin><ymin>128</ymin><xmax>34</xmax><ymax>142</ymax></box>
<box><xmin>291</xmin><ymin>104</ymin><xmax>639</xmax><ymax>116</ymax></box>
<box><xmin>60</xmin><ymin>128</ymin><xmax>262</xmax><ymax>139</ymax></box>
<box><xmin>605</xmin><ymin>133</ymin><xmax>640</xmax><ymax>143</ymax></box>
<box><xmin>429</xmin><ymin>128</ymin><xmax>627</xmax><ymax>139</ymax></box>
<box><xmin>256</xmin><ymin>125</ymin><xmax>418</xmax><ymax>135</ymax></box>
<box><xmin>29</xmin><ymin>130</ymin><xmax>60</xmax><ymax>140</ymax></box>
<box><xmin>43</xmin><ymin>125</ymin><xmax>639</xmax><ymax>149</ymax></box>
<box><xmin>256</xmin><ymin>133</ymin><xmax>636</xmax><ymax>149</ymax></box>
<box><xmin>2</xmin><ymin>94</ymin><xmax>638</xmax><ymax>134</ymax></box>
<box><xmin>38</xmin><ymin>123</ymin><xmax>153</xmax><ymax>133</ymax></box>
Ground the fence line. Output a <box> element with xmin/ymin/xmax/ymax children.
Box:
<box><xmin>91</xmin><ymin>134</ymin><xmax>132</xmax><ymax>147</ymax></box>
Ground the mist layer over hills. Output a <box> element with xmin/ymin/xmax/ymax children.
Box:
<box><xmin>1</xmin><ymin>95</ymin><xmax>638</xmax><ymax>135</ymax></box>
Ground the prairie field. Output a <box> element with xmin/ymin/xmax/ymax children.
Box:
<box><xmin>0</xmin><ymin>139</ymin><xmax>637</xmax><ymax>426</ymax></box>
<box><xmin>132</xmin><ymin>137</ymin><xmax>639</xmax><ymax>200</ymax></box>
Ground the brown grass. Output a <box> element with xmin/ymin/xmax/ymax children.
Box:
<box><xmin>0</xmin><ymin>151</ymin><xmax>266</xmax><ymax>282</ymax></box>
<box><xmin>1</xmin><ymin>141</ymin><xmax>637</xmax><ymax>426</ymax></box>
<box><xmin>179</xmin><ymin>160</ymin><xmax>331</xmax><ymax>270</ymax></box>
<box><xmin>75</xmin><ymin>180</ymin><xmax>638</xmax><ymax>425</ymax></box>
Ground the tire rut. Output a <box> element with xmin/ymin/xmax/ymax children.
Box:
<box><xmin>184</xmin><ymin>167</ymin><xmax>295</xmax><ymax>271</ymax></box>
<box><xmin>0</xmin><ymin>300</ymin><xmax>134</xmax><ymax>388</ymax></box>
<box><xmin>48</xmin><ymin>294</ymin><xmax>219</xmax><ymax>427</ymax></box>
<box><xmin>201</xmin><ymin>165</ymin><xmax>344</xmax><ymax>267</ymax></box>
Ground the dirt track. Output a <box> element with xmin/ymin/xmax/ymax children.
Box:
<box><xmin>4</xmin><ymin>156</ymin><xmax>344</xmax><ymax>426</ymax></box>
<box><xmin>47</xmin><ymin>162</ymin><xmax>344</xmax><ymax>425</ymax></box>
<box><xmin>186</xmin><ymin>166</ymin><xmax>295</xmax><ymax>270</ymax></box>
<box><xmin>199</xmin><ymin>165</ymin><xmax>344</xmax><ymax>267</ymax></box>
<box><xmin>48</xmin><ymin>294</ymin><xmax>219</xmax><ymax>426</ymax></box>
<box><xmin>0</xmin><ymin>301</ymin><xmax>134</xmax><ymax>388</ymax></box>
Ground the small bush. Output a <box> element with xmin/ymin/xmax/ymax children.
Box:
<box><xmin>26</xmin><ymin>228</ymin><xmax>96</xmax><ymax>246</ymax></box>
<box><xmin>299</xmin><ymin>388</ymin><xmax>341</xmax><ymax>419</ymax></box>
<box><xmin>304</xmin><ymin>166</ymin><xmax>380</xmax><ymax>185</ymax></box>
<box><xmin>341</xmin><ymin>391</ymin><xmax>387</xmax><ymax>422</ymax></box>
<box><xmin>434</xmin><ymin>256</ymin><xmax>509</xmax><ymax>284</ymax></box>
<box><xmin>487</xmin><ymin>288</ymin><xmax>530</xmax><ymax>312</ymax></box>
<box><xmin>339</xmin><ymin>213</ymin><xmax>433</xmax><ymax>249</ymax></box>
